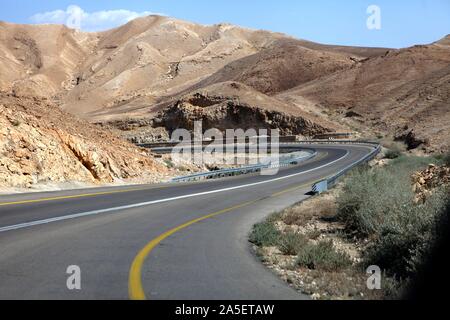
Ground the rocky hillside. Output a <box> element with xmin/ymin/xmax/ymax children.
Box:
<box><xmin>279</xmin><ymin>36</ymin><xmax>450</xmax><ymax>153</ymax></box>
<box><xmin>59</xmin><ymin>16</ymin><xmax>290</xmax><ymax>116</ymax></box>
<box><xmin>187</xmin><ymin>39</ymin><xmax>357</xmax><ymax>95</ymax></box>
<box><xmin>153</xmin><ymin>82</ymin><xmax>339</xmax><ymax>137</ymax></box>
<box><xmin>0</xmin><ymin>93</ymin><xmax>169</xmax><ymax>189</ymax></box>
<box><xmin>0</xmin><ymin>16</ymin><xmax>376</xmax><ymax>138</ymax></box>
<box><xmin>0</xmin><ymin>16</ymin><xmax>448</xmax><ymax>153</ymax></box>
<box><xmin>0</xmin><ymin>21</ymin><xmax>96</xmax><ymax>97</ymax></box>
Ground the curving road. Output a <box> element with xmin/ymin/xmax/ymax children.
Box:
<box><xmin>0</xmin><ymin>144</ymin><xmax>374</xmax><ymax>300</ymax></box>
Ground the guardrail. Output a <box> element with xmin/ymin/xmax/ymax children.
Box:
<box><xmin>152</xmin><ymin>143</ymin><xmax>318</xmax><ymax>155</ymax></box>
<box><xmin>168</xmin><ymin>140</ymin><xmax>381</xmax><ymax>184</ymax></box>
<box><xmin>312</xmin><ymin>142</ymin><xmax>382</xmax><ymax>194</ymax></box>
<box><xmin>295</xmin><ymin>140</ymin><xmax>380</xmax><ymax>145</ymax></box>
<box><xmin>171</xmin><ymin>150</ymin><xmax>317</xmax><ymax>183</ymax></box>
<box><xmin>140</xmin><ymin>139</ymin><xmax>380</xmax><ymax>151</ymax></box>
<box><xmin>138</xmin><ymin>136</ymin><xmax>298</xmax><ymax>149</ymax></box>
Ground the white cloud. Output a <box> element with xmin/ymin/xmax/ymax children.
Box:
<box><xmin>30</xmin><ymin>5</ymin><xmax>163</xmax><ymax>32</ymax></box>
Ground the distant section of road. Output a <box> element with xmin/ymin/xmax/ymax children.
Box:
<box><xmin>0</xmin><ymin>144</ymin><xmax>374</xmax><ymax>300</ymax></box>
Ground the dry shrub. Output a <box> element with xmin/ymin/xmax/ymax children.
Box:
<box><xmin>281</xmin><ymin>198</ymin><xmax>337</xmax><ymax>226</ymax></box>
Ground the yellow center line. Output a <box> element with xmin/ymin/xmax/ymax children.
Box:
<box><xmin>128</xmin><ymin>182</ymin><xmax>311</xmax><ymax>300</ymax></box>
<box><xmin>0</xmin><ymin>186</ymin><xmax>170</xmax><ymax>207</ymax></box>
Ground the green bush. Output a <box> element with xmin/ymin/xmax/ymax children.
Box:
<box><xmin>295</xmin><ymin>240</ymin><xmax>352</xmax><ymax>271</ymax></box>
<box><xmin>164</xmin><ymin>159</ymin><xmax>175</xmax><ymax>168</ymax></box>
<box><xmin>337</xmin><ymin>166</ymin><xmax>413</xmax><ymax>237</ymax></box>
<box><xmin>382</xmin><ymin>275</ymin><xmax>408</xmax><ymax>300</ymax></box>
<box><xmin>365</xmin><ymin>189</ymin><xmax>449</xmax><ymax>278</ymax></box>
<box><xmin>336</xmin><ymin>155</ymin><xmax>441</xmax><ymax>238</ymax></box>
<box><xmin>381</xmin><ymin>141</ymin><xmax>406</xmax><ymax>155</ymax></box>
<box><xmin>365</xmin><ymin>189</ymin><xmax>450</xmax><ymax>278</ymax></box>
<box><xmin>278</xmin><ymin>232</ymin><xmax>308</xmax><ymax>255</ymax></box>
<box><xmin>385</xmin><ymin>149</ymin><xmax>402</xmax><ymax>159</ymax></box>
<box><xmin>443</xmin><ymin>152</ymin><xmax>450</xmax><ymax>167</ymax></box>
<box><xmin>389</xmin><ymin>155</ymin><xmax>438</xmax><ymax>172</ymax></box>
<box><xmin>249</xmin><ymin>220</ymin><xmax>280</xmax><ymax>247</ymax></box>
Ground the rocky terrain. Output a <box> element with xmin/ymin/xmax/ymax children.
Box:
<box><xmin>0</xmin><ymin>16</ymin><xmax>384</xmax><ymax>143</ymax></box>
<box><xmin>0</xmin><ymin>22</ymin><xmax>95</xmax><ymax>97</ymax></box>
<box><xmin>0</xmin><ymin>15</ymin><xmax>448</xmax><ymax>186</ymax></box>
<box><xmin>152</xmin><ymin>82</ymin><xmax>340</xmax><ymax>137</ymax></box>
<box><xmin>251</xmin><ymin>188</ymin><xmax>383</xmax><ymax>300</ymax></box>
<box><xmin>280</xmin><ymin>35</ymin><xmax>450</xmax><ymax>153</ymax></box>
<box><xmin>0</xmin><ymin>93</ymin><xmax>171</xmax><ymax>190</ymax></box>
<box><xmin>251</xmin><ymin>151</ymin><xmax>450</xmax><ymax>300</ymax></box>
<box><xmin>186</xmin><ymin>39</ymin><xmax>357</xmax><ymax>95</ymax></box>
<box><xmin>412</xmin><ymin>163</ymin><xmax>450</xmax><ymax>203</ymax></box>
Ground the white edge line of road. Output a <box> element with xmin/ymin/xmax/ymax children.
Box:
<box><xmin>0</xmin><ymin>150</ymin><xmax>351</xmax><ymax>234</ymax></box>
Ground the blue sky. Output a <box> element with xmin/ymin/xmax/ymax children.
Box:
<box><xmin>0</xmin><ymin>0</ymin><xmax>449</xmax><ymax>48</ymax></box>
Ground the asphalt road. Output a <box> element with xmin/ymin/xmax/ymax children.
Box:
<box><xmin>0</xmin><ymin>144</ymin><xmax>374</xmax><ymax>300</ymax></box>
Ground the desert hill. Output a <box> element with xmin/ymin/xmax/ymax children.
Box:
<box><xmin>61</xmin><ymin>16</ymin><xmax>290</xmax><ymax>116</ymax></box>
<box><xmin>183</xmin><ymin>39</ymin><xmax>357</xmax><ymax>95</ymax></box>
<box><xmin>0</xmin><ymin>16</ymin><xmax>448</xmax><ymax>153</ymax></box>
<box><xmin>0</xmin><ymin>21</ymin><xmax>96</xmax><ymax>96</ymax></box>
<box><xmin>280</xmin><ymin>35</ymin><xmax>450</xmax><ymax>152</ymax></box>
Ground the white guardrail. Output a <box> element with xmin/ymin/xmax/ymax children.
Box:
<box><xmin>171</xmin><ymin>149</ymin><xmax>317</xmax><ymax>183</ymax></box>
<box><xmin>169</xmin><ymin>140</ymin><xmax>381</xmax><ymax>184</ymax></box>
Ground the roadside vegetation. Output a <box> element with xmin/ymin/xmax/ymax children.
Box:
<box><xmin>382</xmin><ymin>140</ymin><xmax>406</xmax><ymax>160</ymax></box>
<box><xmin>250</xmin><ymin>148</ymin><xmax>450</xmax><ymax>300</ymax></box>
<box><xmin>295</xmin><ymin>240</ymin><xmax>352</xmax><ymax>271</ymax></box>
<box><xmin>337</xmin><ymin>154</ymin><xmax>449</xmax><ymax>296</ymax></box>
<box><xmin>439</xmin><ymin>151</ymin><xmax>450</xmax><ymax>166</ymax></box>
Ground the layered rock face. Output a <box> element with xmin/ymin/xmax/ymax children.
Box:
<box><xmin>0</xmin><ymin>93</ymin><xmax>169</xmax><ymax>189</ymax></box>
<box><xmin>155</xmin><ymin>92</ymin><xmax>330</xmax><ymax>137</ymax></box>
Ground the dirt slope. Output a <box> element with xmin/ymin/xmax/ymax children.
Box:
<box><xmin>191</xmin><ymin>39</ymin><xmax>358</xmax><ymax>95</ymax></box>
<box><xmin>0</xmin><ymin>21</ymin><xmax>96</xmax><ymax>97</ymax></box>
<box><xmin>60</xmin><ymin>16</ymin><xmax>288</xmax><ymax>116</ymax></box>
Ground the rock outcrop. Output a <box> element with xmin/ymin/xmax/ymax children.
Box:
<box><xmin>0</xmin><ymin>93</ymin><xmax>169</xmax><ymax>189</ymax></box>
<box><xmin>411</xmin><ymin>164</ymin><xmax>450</xmax><ymax>203</ymax></box>
<box><xmin>156</xmin><ymin>98</ymin><xmax>329</xmax><ymax>137</ymax></box>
